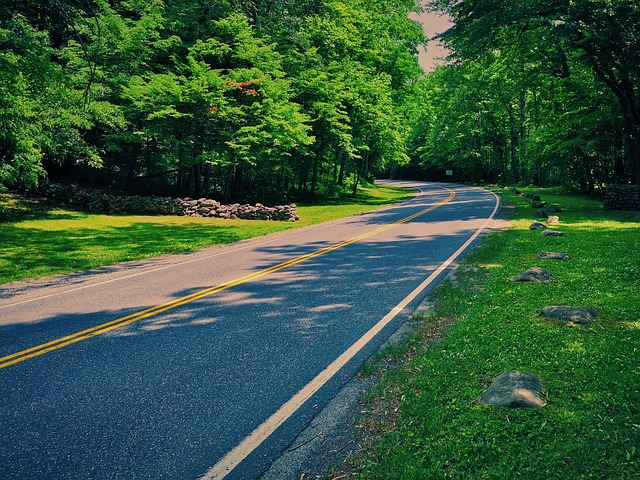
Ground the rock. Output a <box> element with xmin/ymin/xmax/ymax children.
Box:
<box><xmin>604</xmin><ymin>185</ymin><xmax>640</xmax><ymax>210</ymax></box>
<box><xmin>541</xmin><ymin>306</ymin><xmax>600</xmax><ymax>325</ymax></box>
<box><xmin>538</xmin><ymin>251</ymin><xmax>570</xmax><ymax>260</ymax></box>
<box><xmin>534</xmin><ymin>210</ymin><xmax>548</xmax><ymax>218</ymax></box>
<box><xmin>35</xmin><ymin>182</ymin><xmax>299</xmax><ymax>221</ymax></box>
<box><xmin>481</xmin><ymin>370</ymin><xmax>545</xmax><ymax>409</ymax></box>
<box><xmin>529</xmin><ymin>222</ymin><xmax>547</xmax><ymax>230</ymax></box>
<box><xmin>512</xmin><ymin>267</ymin><xmax>551</xmax><ymax>283</ymax></box>
<box><xmin>547</xmin><ymin>215</ymin><xmax>560</xmax><ymax>225</ymax></box>
<box><xmin>545</xmin><ymin>204</ymin><xmax>561</xmax><ymax>213</ymax></box>
<box><xmin>541</xmin><ymin>229</ymin><xmax>566</xmax><ymax>237</ymax></box>
<box><xmin>531</xmin><ymin>201</ymin><xmax>545</xmax><ymax>209</ymax></box>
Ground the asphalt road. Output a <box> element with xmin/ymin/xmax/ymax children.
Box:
<box><xmin>0</xmin><ymin>181</ymin><xmax>500</xmax><ymax>479</ymax></box>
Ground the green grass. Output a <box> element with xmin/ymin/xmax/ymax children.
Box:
<box><xmin>343</xmin><ymin>187</ymin><xmax>640</xmax><ymax>479</ymax></box>
<box><xmin>0</xmin><ymin>184</ymin><xmax>414</xmax><ymax>285</ymax></box>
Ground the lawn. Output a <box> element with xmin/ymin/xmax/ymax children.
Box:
<box><xmin>0</xmin><ymin>184</ymin><xmax>414</xmax><ymax>285</ymax></box>
<box><xmin>342</xmin><ymin>187</ymin><xmax>640</xmax><ymax>479</ymax></box>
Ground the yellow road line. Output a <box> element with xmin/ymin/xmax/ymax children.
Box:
<box><xmin>0</xmin><ymin>188</ymin><xmax>455</xmax><ymax>370</ymax></box>
<box><xmin>203</xmin><ymin>189</ymin><xmax>501</xmax><ymax>480</ymax></box>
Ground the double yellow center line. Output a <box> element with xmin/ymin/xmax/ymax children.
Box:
<box><xmin>0</xmin><ymin>189</ymin><xmax>455</xmax><ymax>370</ymax></box>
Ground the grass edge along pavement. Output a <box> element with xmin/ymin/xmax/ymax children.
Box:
<box><xmin>0</xmin><ymin>184</ymin><xmax>414</xmax><ymax>286</ymax></box>
<box><xmin>332</xmin><ymin>187</ymin><xmax>640</xmax><ymax>480</ymax></box>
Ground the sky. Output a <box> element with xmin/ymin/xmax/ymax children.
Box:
<box><xmin>408</xmin><ymin>6</ymin><xmax>453</xmax><ymax>72</ymax></box>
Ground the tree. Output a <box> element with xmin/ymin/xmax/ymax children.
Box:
<box><xmin>124</xmin><ymin>14</ymin><xmax>312</xmax><ymax>198</ymax></box>
<box><xmin>1</xmin><ymin>0</ymin><xmax>427</xmax><ymax>199</ymax></box>
<box><xmin>429</xmin><ymin>0</ymin><xmax>640</xmax><ymax>184</ymax></box>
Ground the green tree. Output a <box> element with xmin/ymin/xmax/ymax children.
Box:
<box><xmin>124</xmin><ymin>14</ymin><xmax>312</xmax><ymax>198</ymax></box>
<box><xmin>429</xmin><ymin>0</ymin><xmax>640</xmax><ymax>184</ymax></box>
<box><xmin>0</xmin><ymin>10</ymin><xmax>124</xmax><ymax>190</ymax></box>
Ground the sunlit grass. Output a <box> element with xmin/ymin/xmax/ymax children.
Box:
<box><xmin>343</xmin><ymin>187</ymin><xmax>640</xmax><ymax>480</ymax></box>
<box><xmin>0</xmin><ymin>184</ymin><xmax>414</xmax><ymax>285</ymax></box>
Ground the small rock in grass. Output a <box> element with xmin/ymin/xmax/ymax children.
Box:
<box><xmin>541</xmin><ymin>229</ymin><xmax>566</xmax><ymax>237</ymax></box>
<box><xmin>481</xmin><ymin>370</ymin><xmax>545</xmax><ymax>409</ymax></box>
<box><xmin>512</xmin><ymin>267</ymin><xmax>551</xmax><ymax>283</ymax></box>
<box><xmin>538</xmin><ymin>251</ymin><xmax>570</xmax><ymax>260</ymax></box>
<box><xmin>535</xmin><ymin>210</ymin><xmax>548</xmax><ymax>218</ymax></box>
<box><xmin>547</xmin><ymin>215</ymin><xmax>560</xmax><ymax>225</ymax></box>
<box><xmin>541</xmin><ymin>306</ymin><xmax>600</xmax><ymax>325</ymax></box>
<box><xmin>545</xmin><ymin>204</ymin><xmax>562</xmax><ymax>213</ymax></box>
<box><xmin>530</xmin><ymin>222</ymin><xmax>547</xmax><ymax>230</ymax></box>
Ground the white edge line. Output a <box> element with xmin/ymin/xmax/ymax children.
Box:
<box><xmin>0</xmin><ymin>184</ymin><xmax>429</xmax><ymax>311</ymax></box>
<box><xmin>201</xmin><ymin>189</ymin><xmax>501</xmax><ymax>480</ymax></box>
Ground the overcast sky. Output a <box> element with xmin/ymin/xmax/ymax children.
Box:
<box><xmin>409</xmin><ymin>6</ymin><xmax>453</xmax><ymax>71</ymax></box>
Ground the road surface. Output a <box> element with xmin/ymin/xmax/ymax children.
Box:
<box><xmin>0</xmin><ymin>181</ymin><xmax>500</xmax><ymax>479</ymax></box>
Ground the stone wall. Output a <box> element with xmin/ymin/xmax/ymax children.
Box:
<box><xmin>176</xmin><ymin>198</ymin><xmax>299</xmax><ymax>221</ymax></box>
<box><xmin>36</xmin><ymin>183</ymin><xmax>299</xmax><ymax>221</ymax></box>
<box><xmin>604</xmin><ymin>185</ymin><xmax>640</xmax><ymax>210</ymax></box>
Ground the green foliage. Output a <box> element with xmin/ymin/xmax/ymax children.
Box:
<box><xmin>408</xmin><ymin>0</ymin><xmax>640</xmax><ymax>188</ymax></box>
<box><xmin>0</xmin><ymin>0</ymin><xmax>426</xmax><ymax>200</ymax></box>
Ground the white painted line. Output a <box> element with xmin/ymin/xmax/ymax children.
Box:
<box><xmin>201</xmin><ymin>188</ymin><xmax>501</xmax><ymax>479</ymax></box>
<box><xmin>0</xmin><ymin>185</ymin><xmax>429</xmax><ymax>310</ymax></box>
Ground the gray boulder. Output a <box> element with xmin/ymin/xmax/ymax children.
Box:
<box><xmin>512</xmin><ymin>267</ymin><xmax>552</xmax><ymax>283</ymax></box>
<box><xmin>541</xmin><ymin>229</ymin><xmax>566</xmax><ymax>237</ymax></box>
<box><xmin>541</xmin><ymin>306</ymin><xmax>600</xmax><ymax>325</ymax></box>
<box><xmin>538</xmin><ymin>251</ymin><xmax>570</xmax><ymax>260</ymax></box>
<box><xmin>545</xmin><ymin>204</ymin><xmax>562</xmax><ymax>213</ymax></box>
<box><xmin>530</xmin><ymin>222</ymin><xmax>547</xmax><ymax>230</ymax></box>
<box><xmin>481</xmin><ymin>371</ymin><xmax>545</xmax><ymax>408</ymax></box>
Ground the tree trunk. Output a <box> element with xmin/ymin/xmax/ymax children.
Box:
<box><xmin>508</xmin><ymin>110</ymin><xmax>520</xmax><ymax>184</ymax></box>
<box><xmin>337</xmin><ymin>152</ymin><xmax>346</xmax><ymax>186</ymax></box>
<box><xmin>310</xmin><ymin>157</ymin><xmax>319</xmax><ymax>196</ymax></box>
<box><xmin>222</xmin><ymin>165</ymin><xmax>234</xmax><ymax>202</ymax></box>
<box><xmin>589</xmin><ymin>64</ymin><xmax>640</xmax><ymax>184</ymax></box>
<box><xmin>519</xmin><ymin>88</ymin><xmax>527</xmax><ymax>182</ymax></box>
<box><xmin>352</xmin><ymin>158</ymin><xmax>362</xmax><ymax>195</ymax></box>
<box><xmin>193</xmin><ymin>163</ymin><xmax>202</xmax><ymax>198</ymax></box>
<box><xmin>363</xmin><ymin>149</ymin><xmax>370</xmax><ymax>181</ymax></box>
<box><xmin>233</xmin><ymin>164</ymin><xmax>244</xmax><ymax>198</ymax></box>
<box><xmin>622</xmin><ymin>113</ymin><xmax>640</xmax><ymax>184</ymax></box>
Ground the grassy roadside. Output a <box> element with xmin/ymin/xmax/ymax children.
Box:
<box><xmin>0</xmin><ymin>184</ymin><xmax>414</xmax><ymax>285</ymax></box>
<box><xmin>341</xmin><ymin>188</ymin><xmax>640</xmax><ymax>479</ymax></box>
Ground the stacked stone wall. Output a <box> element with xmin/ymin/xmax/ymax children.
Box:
<box><xmin>604</xmin><ymin>185</ymin><xmax>640</xmax><ymax>210</ymax></box>
<box><xmin>36</xmin><ymin>183</ymin><xmax>299</xmax><ymax>221</ymax></box>
<box><xmin>176</xmin><ymin>198</ymin><xmax>299</xmax><ymax>221</ymax></box>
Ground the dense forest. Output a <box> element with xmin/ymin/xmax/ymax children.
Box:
<box><xmin>404</xmin><ymin>0</ymin><xmax>640</xmax><ymax>191</ymax></box>
<box><xmin>1</xmin><ymin>0</ymin><xmax>638</xmax><ymax>202</ymax></box>
<box><xmin>0</xmin><ymin>0</ymin><xmax>426</xmax><ymax>201</ymax></box>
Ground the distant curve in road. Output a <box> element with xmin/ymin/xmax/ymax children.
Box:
<box><xmin>0</xmin><ymin>181</ymin><xmax>500</xmax><ymax>479</ymax></box>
